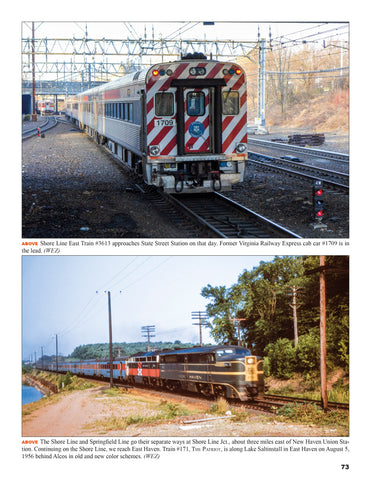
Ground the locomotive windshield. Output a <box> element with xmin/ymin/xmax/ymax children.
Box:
<box><xmin>216</xmin><ymin>347</ymin><xmax>251</xmax><ymax>358</ymax></box>
<box><xmin>216</xmin><ymin>348</ymin><xmax>235</xmax><ymax>358</ymax></box>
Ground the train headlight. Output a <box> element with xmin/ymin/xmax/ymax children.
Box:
<box><xmin>246</xmin><ymin>357</ymin><xmax>255</xmax><ymax>364</ymax></box>
<box><xmin>149</xmin><ymin>145</ymin><xmax>160</xmax><ymax>156</ymax></box>
<box><xmin>236</xmin><ymin>143</ymin><xmax>247</xmax><ymax>153</ymax></box>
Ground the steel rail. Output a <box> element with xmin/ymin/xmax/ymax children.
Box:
<box><xmin>249</xmin><ymin>151</ymin><xmax>349</xmax><ymax>182</ymax></box>
<box><xmin>169</xmin><ymin>192</ymin><xmax>301</xmax><ymax>238</ymax></box>
<box><xmin>248</xmin><ymin>155</ymin><xmax>349</xmax><ymax>193</ymax></box>
<box><xmin>248</xmin><ymin>137</ymin><xmax>349</xmax><ymax>163</ymax></box>
<box><xmin>263</xmin><ymin>393</ymin><xmax>349</xmax><ymax>411</ymax></box>
<box><xmin>22</xmin><ymin>116</ymin><xmax>58</xmax><ymax>140</ymax></box>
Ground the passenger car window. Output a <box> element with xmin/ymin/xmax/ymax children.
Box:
<box><xmin>222</xmin><ymin>91</ymin><xmax>239</xmax><ymax>115</ymax></box>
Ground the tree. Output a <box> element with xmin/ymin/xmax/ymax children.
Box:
<box><xmin>201</xmin><ymin>284</ymin><xmax>237</xmax><ymax>344</ymax></box>
<box><xmin>237</xmin><ymin>257</ymin><xmax>305</xmax><ymax>352</ymax></box>
<box><xmin>267</xmin><ymin>43</ymin><xmax>293</xmax><ymax>114</ymax></box>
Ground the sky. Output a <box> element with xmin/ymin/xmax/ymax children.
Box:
<box><xmin>21</xmin><ymin>21</ymin><xmax>348</xmax><ymax>43</ymax></box>
<box><xmin>22</xmin><ymin>255</ymin><xmax>275</xmax><ymax>360</ymax></box>
<box><xmin>21</xmin><ymin>20</ymin><xmax>349</xmax><ymax>78</ymax></box>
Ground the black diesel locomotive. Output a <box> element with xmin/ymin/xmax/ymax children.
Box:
<box><xmin>47</xmin><ymin>345</ymin><xmax>264</xmax><ymax>402</ymax></box>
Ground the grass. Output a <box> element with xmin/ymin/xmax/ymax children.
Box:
<box><xmin>210</xmin><ymin>397</ymin><xmax>230</xmax><ymax>415</ymax></box>
<box><xmin>266</xmin><ymin>373</ymin><xmax>349</xmax><ymax>404</ymax></box>
<box><xmin>209</xmin><ymin>397</ymin><xmax>252</xmax><ymax>422</ymax></box>
<box><xmin>275</xmin><ymin>402</ymin><xmax>349</xmax><ymax>429</ymax></box>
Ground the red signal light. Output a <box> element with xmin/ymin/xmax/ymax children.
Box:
<box><xmin>235</xmin><ymin>68</ymin><xmax>242</xmax><ymax>75</ymax></box>
<box><xmin>312</xmin><ymin>180</ymin><xmax>324</xmax><ymax>221</ymax></box>
<box><xmin>152</xmin><ymin>70</ymin><xmax>159</xmax><ymax>76</ymax></box>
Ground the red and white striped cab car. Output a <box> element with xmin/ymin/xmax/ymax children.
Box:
<box><xmin>66</xmin><ymin>53</ymin><xmax>248</xmax><ymax>193</ymax></box>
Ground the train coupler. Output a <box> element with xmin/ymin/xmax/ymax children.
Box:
<box><xmin>210</xmin><ymin>171</ymin><xmax>222</xmax><ymax>191</ymax></box>
<box><xmin>174</xmin><ymin>173</ymin><xmax>184</xmax><ymax>193</ymax></box>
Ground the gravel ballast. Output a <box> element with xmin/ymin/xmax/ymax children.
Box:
<box><xmin>22</xmin><ymin>121</ymin><xmax>349</xmax><ymax>238</ymax></box>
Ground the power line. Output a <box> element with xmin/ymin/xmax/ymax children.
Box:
<box><xmin>55</xmin><ymin>257</ymin><xmax>169</xmax><ymax>341</ymax></box>
<box><xmin>266</xmin><ymin>66</ymin><xmax>348</xmax><ymax>75</ymax></box>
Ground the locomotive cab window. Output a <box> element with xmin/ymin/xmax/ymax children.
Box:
<box><xmin>222</xmin><ymin>90</ymin><xmax>239</xmax><ymax>115</ymax></box>
<box><xmin>216</xmin><ymin>348</ymin><xmax>235</xmax><ymax>358</ymax></box>
<box><xmin>187</xmin><ymin>91</ymin><xmax>205</xmax><ymax>116</ymax></box>
<box><xmin>155</xmin><ymin>92</ymin><xmax>174</xmax><ymax>116</ymax></box>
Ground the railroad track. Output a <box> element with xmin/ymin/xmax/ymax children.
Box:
<box><xmin>108</xmin><ymin>148</ymin><xmax>301</xmax><ymax>238</ymax></box>
<box><xmin>264</xmin><ymin>393</ymin><xmax>348</xmax><ymax>411</ymax></box>
<box><xmin>22</xmin><ymin>116</ymin><xmax>58</xmax><ymax>139</ymax></box>
<box><xmin>248</xmin><ymin>137</ymin><xmax>349</xmax><ymax>164</ymax></box>
<box><xmin>168</xmin><ymin>192</ymin><xmax>301</xmax><ymax>238</ymax></box>
<box><xmin>248</xmin><ymin>151</ymin><xmax>349</xmax><ymax>193</ymax></box>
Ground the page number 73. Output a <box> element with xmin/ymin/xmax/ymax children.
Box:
<box><xmin>341</xmin><ymin>464</ymin><xmax>349</xmax><ymax>470</ymax></box>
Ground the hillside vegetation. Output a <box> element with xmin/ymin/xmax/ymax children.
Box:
<box><xmin>40</xmin><ymin>341</ymin><xmax>201</xmax><ymax>362</ymax></box>
<box><xmin>238</xmin><ymin>41</ymin><xmax>349</xmax><ymax>133</ymax></box>
<box><xmin>267</xmin><ymin>90</ymin><xmax>348</xmax><ymax>133</ymax></box>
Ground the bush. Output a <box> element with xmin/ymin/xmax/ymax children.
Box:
<box><xmin>210</xmin><ymin>397</ymin><xmax>230</xmax><ymax>415</ymax></box>
<box><xmin>276</xmin><ymin>402</ymin><xmax>349</xmax><ymax>427</ymax></box>
<box><xmin>58</xmin><ymin>371</ymin><xmax>73</xmax><ymax>390</ymax></box>
<box><xmin>264</xmin><ymin>338</ymin><xmax>296</xmax><ymax>379</ymax></box>
<box><xmin>296</xmin><ymin>330</ymin><xmax>320</xmax><ymax>376</ymax></box>
<box><xmin>263</xmin><ymin>357</ymin><xmax>271</xmax><ymax>377</ymax></box>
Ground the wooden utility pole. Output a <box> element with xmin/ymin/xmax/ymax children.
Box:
<box><xmin>319</xmin><ymin>256</ymin><xmax>328</xmax><ymax>411</ymax></box>
<box><xmin>141</xmin><ymin>325</ymin><xmax>156</xmax><ymax>352</ymax></box>
<box><xmin>107</xmin><ymin>291</ymin><xmax>113</xmax><ymax>388</ymax></box>
<box><xmin>192</xmin><ymin>311</ymin><xmax>208</xmax><ymax>347</ymax></box>
<box><xmin>285</xmin><ymin>286</ymin><xmax>303</xmax><ymax>347</ymax></box>
<box><xmin>304</xmin><ymin>256</ymin><xmax>348</xmax><ymax>412</ymax></box>
<box><xmin>55</xmin><ymin>334</ymin><xmax>58</xmax><ymax>373</ymax></box>
<box><xmin>230</xmin><ymin>319</ymin><xmax>245</xmax><ymax>346</ymax></box>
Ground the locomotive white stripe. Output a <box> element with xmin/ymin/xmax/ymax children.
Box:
<box><xmin>222</xmin><ymin>102</ymin><xmax>247</xmax><ymax>139</ymax></box>
<box><xmin>149</xmin><ymin>128</ymin><xmax>177</xmax><ymax>155</ymax></box>
<box><xmin>221</xmin><ymin>75</ymin><xmax>247</xmax><ymax>152</ymax></box>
